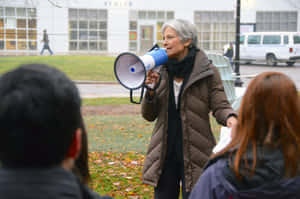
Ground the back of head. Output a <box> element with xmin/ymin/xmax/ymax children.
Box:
<box><xmin>239</xmin><ymin>72</ymin><xmax>300</xmax><ymax>145</ymax></box>
<box><xmin>0</xmin><ymin>64</ymin><xmax>82</xmax><ymax>168</ymax></box>
<box><xmin>162</xmin><ymin>19</ymin><xmax>198</xmax><ymax>48</ymax></box>
<box><xmin>228</xmin><ymin>72</ymin><xmax>300</xmax><ymax>177</ymax></box>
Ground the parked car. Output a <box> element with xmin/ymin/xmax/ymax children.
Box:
<box><xmin>224</xmin><ymin>32</ymin><xmax>300</xmax><ymax>66</ymax></box>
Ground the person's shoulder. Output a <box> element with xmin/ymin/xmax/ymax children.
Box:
<box><xmin>204</xmin><ymin>154</ymin><xmax>228</xmax><ymax>169</ymax></box>
<box><xmin>195</xmin><ymin>155</ymin><xmax>229</xmax><ymax>187</ymax></box>
<box><xmin>190</xmin><ymin>157</ymin><xmax>230</xmax><ymax>199</ymax></box>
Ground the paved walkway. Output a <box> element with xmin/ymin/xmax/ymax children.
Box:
<box><xmin>75</xmin><ymin>80</ymin><xmax>246</xmax><ymax>104</ymax></box>
<box><xmin>75</xmin><ymin>80</ymin><xmax>142</xmax><ymax>98</ymax></box>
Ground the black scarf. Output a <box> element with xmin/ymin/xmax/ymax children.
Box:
<box><xmin>166</xmin><ymin>47</ymin><xmax>198</xmax><ymax>78</ymax></box>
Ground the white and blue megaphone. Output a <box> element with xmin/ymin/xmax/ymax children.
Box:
<box><xmin>114</xmin><ymin>45</ymin><xmax>168</xmax><ymax>104</ymax></box>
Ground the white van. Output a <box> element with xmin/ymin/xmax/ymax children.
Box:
<box><xmin>228</xmin><ymin>32</ymin><xmax>300</xmax><ymax>66</ymax></box>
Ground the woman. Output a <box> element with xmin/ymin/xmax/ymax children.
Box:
<box><xmin>141</xmin><ymin>19</ymin><xmax>237</xmax><ymax>199</ymax></box>
<box><xmin>190</xmin><ymin>72</ymin><xmax>300</xmax><ymax>199</ymax></box>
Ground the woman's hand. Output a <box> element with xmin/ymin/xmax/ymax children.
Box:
<box><xmin>145</xmin><ymin>70</ymin><xmax>160</xmax><ymax>96</ymax></box>
<box><xmin>226</xmin><ymin>116</ymin><xmax>237</xmax><ymax>128</ymax></box>
<box><xmin>226</xmin><ymin>116</ymin><xmax>237</xmax><ymax>138</ymax></box>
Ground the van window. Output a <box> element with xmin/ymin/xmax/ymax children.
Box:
<box><xmin>284</xmin><ymin>35</ymin><xmax>289</xmax><ymax>44</ymax></box>
<box><xmin>263</xmin><ymin>35</ymin><xmax>281</xmax><ymax>44</ymax></box>
<box><xmin>294</xmin><ymin>35</ymin><xmax>300</xmax><ymax>44</ymax></box>
<box><xmin>248</xmin><ymin>35</ymin><xmax>261</xmax><ymax>44</ymax></box>
<box><xmin>240</xmin><ymin>35</ymin><xmax>245</xmax><ymax>45</ymax></box>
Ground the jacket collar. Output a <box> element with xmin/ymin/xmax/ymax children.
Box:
<box><xmin>189</xmin><ymin>49</ymin><xmax>211</xmax><ymax>78</ymax></box>
<box><xmin>160</xmin><ymin>49</ymin><xmax>212</xmax><ymax>94</ymax></box>
<box><xmin>182</xmin><ymin>50</ymin><xmax>213</xmax><ymax>93</ymax></box>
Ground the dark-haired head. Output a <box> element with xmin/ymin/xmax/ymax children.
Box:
<box><xmin>0</xmin><ymin>64</ymin><xmax>82</xmax><ymax>168</ymax></box>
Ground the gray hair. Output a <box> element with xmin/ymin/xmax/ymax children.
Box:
<box><xmin>161</xmin><ymin>19</ymin><xmax>198</xmax><ymax>48</ymax></box>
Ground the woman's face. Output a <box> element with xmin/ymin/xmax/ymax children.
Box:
<box><xmin>163</xmin><ymin>26</ymin><xmax>191</xmax><ymax>61</ymax></box>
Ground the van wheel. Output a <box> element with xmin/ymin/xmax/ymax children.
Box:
<box><xmin>266</xmin><ymin>54</ymin><xmax>277</xmax><ymax>66</ymax></box>
<box><xmin>286</xmin><ymin>61</ymin><xmax>295</xmax><ymax>66</ymax></box>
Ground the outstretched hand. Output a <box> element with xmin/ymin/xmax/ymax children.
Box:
<box><xmin>226</xmin><ymin>116</ymin><xmax>237</xmax><ymax>138</ymax></box>
<box><xmin>226</xmin><ymin>116</ymin><xmax>237</xmax><ymax>128</ymax></box>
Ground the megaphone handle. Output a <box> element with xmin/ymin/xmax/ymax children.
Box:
<box><xmin>130</xmin><ymin>87</ymin><xmax>144</xmax><ymax>104</ymax></box>
<box><xmin>148</xmin><ymin>43</ymin><xmax>160</xmax><ymax>52</ymax></box>
<box><xmin>144</xmin><ymin>74</ymin><xmax>161</xmax><ymax>91</ymax></box>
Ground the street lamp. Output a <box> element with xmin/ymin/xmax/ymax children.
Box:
<box><xmin>234</xmin><ymin>0</ymin><xmax>243</xmax><ymax>87</ymax></box>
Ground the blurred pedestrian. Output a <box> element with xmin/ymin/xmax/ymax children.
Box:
<box><xmin>40</xmin><ymin>29</ymin><xmax>53</xmax><ymax>55</ymax></box>
<box><xmin>224</xmin><ymin>42</ymin><xmax>234</xmax><ymax>70</ymax></box>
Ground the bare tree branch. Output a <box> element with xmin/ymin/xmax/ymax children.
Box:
<box><xmin>286</xmin><ymin>0</ymin><xmax>300</xmax><ymax>10</ymax></box>
<box><xmin>47</xmin><ymin>0</ymin><xmax>62</xmax><ymax>8</ymax></box>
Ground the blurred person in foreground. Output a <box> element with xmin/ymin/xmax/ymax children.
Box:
<box><xmin>0</xmin><ymin>64</ymin><xmax>113</xmax><ymax>199</ymax></box>
<box><xmin>141</xmin><ymin>19</ymin><xmax>237</xmax><ymax>199</ymax></box>
<box><xmin>73</xmin><ymin>116</ymin><xmax>91</xmax><ymax>185</ymax></box>
<box><xmin>190</xmin><ymin>72</ymin><xmax>300</xmax><ymax>199</ymax></box>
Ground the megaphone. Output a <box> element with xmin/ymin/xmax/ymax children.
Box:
<box><xmin>114</xmin><ymin>45</ymin><xmax>168</xmax><ymax>104</ymax></box>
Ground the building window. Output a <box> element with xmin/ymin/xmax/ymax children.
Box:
<box><xmin>129</xmin><ymin>21</ymin><xmax>137</xmax><ymax>51</ymax></box>
<box><xmin>138</xmin><ymin>11</ymin><xmax>147</xmax><ymax>19</ymax></box>
<box><xmin>136</xmin><ymin>10</ymin><xmax>174</xmax><ymax>21</ymax></box>
<box><xmin>256</xmin><ymin>11</ymin><xmax>297</xmax><ymax>32</ymax></box>
<box><xmin>129</xmin><ymin>10</ymin><xmax>174</xmax><ymax>51</ymax></box>
<box><xmin>0</xmin><ymin>7</ymin><xmax>37</xmax><ymax>51</ymax></box>
<box><xmin>156</xmin><ymin>21</ymin><xmax>164</xmax><ymax>47</ymax></box>
<box><xmin>69</xmin><ymin>8</ymin><xmax>108</xmax><ymax>51</ymax></box>
<box><xmin>166</xmin><ymin>11</ymin><xmax>174</xmax><ymax>20</ymax></box>
<box><xmin>129</xmin><ymin>10</ymin><xmax>138</xmax><ymax>51</ymax></box>
<box><xmin>194</xmin><ymin>11</ymin><xmax>235</xmax><ymax>51</ymax></box>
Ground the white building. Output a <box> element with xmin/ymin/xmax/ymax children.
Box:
<box><xmin>0</xmin><ymin>0</ymin><xmax>299</xmax><ymax>55</ymax></box>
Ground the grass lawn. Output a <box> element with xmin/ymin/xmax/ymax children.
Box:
<box><xmin>0</xmin><ymin>55</ymin><xmax>117</xmax><ymax>81</ymax></box>
<box><xmin>83</xmin><ymin>100</ymin><xmax>221</xmax><ymax>198</ymax></box>
<box><xmin>85</xmin><ymin>115</ymin><xmax>154</xmax><ymax>153</ymax></box>
<box><xmin>82</xmin><ymin>97</ymin><xmax>140</xmax><ymax>106</ymax></box>
<box><xmin>86</xmin><ymin>114</ymin><xmax>221</xmax><ymax>199</ymax></box>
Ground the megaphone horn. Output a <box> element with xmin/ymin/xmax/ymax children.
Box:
<box><xmin>114</xmin><ymin>46</ymin><xmax>168</xmax><ymax>104</ymax></box>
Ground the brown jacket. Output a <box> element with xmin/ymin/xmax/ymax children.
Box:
<box><xmin>141</xmin><ymin>50</ymin><xmax>236</xmax><ymax>192</ymax></box>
